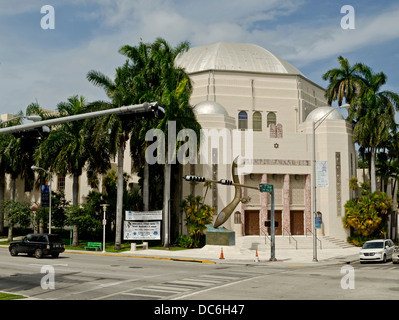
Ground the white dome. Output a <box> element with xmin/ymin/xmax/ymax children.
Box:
<box><xmin>194</xmin><ymin>101</ymin><xmax>229</xmax><ymax>116</ymax></box>
<box><xmin>175</xmin><ymin>42</ymin><xmax>304</xmax><ymax>76</ymax></box>
<box><xmin>306</xmin><ymin>106</ymin><xmax>344</xmax><ymax>122</ymax></box>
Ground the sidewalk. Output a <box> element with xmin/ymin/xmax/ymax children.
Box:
<box><xmin>1</xmin><ymin>239</ymin><xmax>360</xmax><ymax>265</ymax></box>
<box><xmin>96</xmin><ymin>244</ymin><xmax>360</xmax><ymax>265</ymax></box>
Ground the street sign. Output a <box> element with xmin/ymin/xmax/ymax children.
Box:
<box><xmin>41</xmin><ymin>185</ymin><xmax>50</xmax><ymax>207</ymax></box>
<box><xmin>259</xmin><ymin>184</ymin><xmax>274</xmax><ymax>193</ymax></box>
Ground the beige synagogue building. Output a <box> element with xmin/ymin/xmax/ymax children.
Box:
<box><xmin>176</xmin><ymin>42</ymin><xmax>356</xmax><ymax>242</ymax></box>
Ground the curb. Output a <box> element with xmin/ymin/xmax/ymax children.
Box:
<box><xmin>64</xmin><ymin>249</ymin><xmax>217</xmax><ymax>264</ymax></box>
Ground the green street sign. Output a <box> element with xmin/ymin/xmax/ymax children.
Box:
<box><xmin>259</xmin><ymin>184</ymin><xmax>273</xmax><ymax>193</ymax></box>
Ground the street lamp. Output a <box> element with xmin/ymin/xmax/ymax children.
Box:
<box><xmin>312</xmin><ymin>104</ymin><xmax>349</xmax><ymax>262</ymax></box>
<box><xmin>100</xmin><ymin>204</ymin><xmax>109</xmax><ymax>253</ymax></box>
<box><xmin>0</xmin><ymin>115</ymin><xmax>42</xmax><ymax>125</ymax></box>
<box><xmin>31</xmin><ymin>165</ymin><xmax>52</xmax><ymax>234</ymax></box>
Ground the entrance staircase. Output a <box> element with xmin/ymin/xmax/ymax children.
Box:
<box><xmin>236</xmin><ymin>235</ymin><xmax>356</xmax><ymax>251</ymax></box>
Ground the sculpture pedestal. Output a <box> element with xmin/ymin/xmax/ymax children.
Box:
<box><xmin>205</xmin><ymin>224</ymin><xmax>235</xmax><ymax>246</ymax></box>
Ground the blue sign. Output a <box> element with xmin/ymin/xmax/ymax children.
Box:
<box><xmin>41</xmin><ymin>185</ymin><xmax>50</xmax><ymax>207</ymax></box>
<box><xmin>315</xmin><ymin>217</ymin><xmax>322</xmax><ymax>229</ymax></box>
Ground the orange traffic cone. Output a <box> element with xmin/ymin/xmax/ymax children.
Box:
<box><xmin>219</xmin><ymin>248</ymin><xmax>225</xmax><ymax>259</ymax></box>
<box><xmin>254</xmin><ymin>250</ymin><xmax>260</xmax><ymax>262</ymax></box>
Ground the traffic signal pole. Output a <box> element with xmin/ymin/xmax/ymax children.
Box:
<box><xmin>183</xmin><ymin>175</ymin><xmax>277</xmax><ymax>261</ymax></box>
<box><xmin>183</xmin><ymin>175</ymin><xmax>259</xmax><ymax>190</ymax></box>
<box><xmin>0</xmin><ymin>102</ymin><xmax>163</xmax><ymax>135</ymax></box>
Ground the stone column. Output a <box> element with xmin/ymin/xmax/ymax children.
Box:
<box><xmin>241</xmin><ymin>174</ymin><xmax>246</xmax><ymax>236</ymax></box>
<box><xmin>260</xmin><ymin>173</ymin><xmax>268</xmax><ymax>235</ymax></box>
<box><xmin>282</xmin><ymin>174</ymin><xmax>290</xmax><ymax>235</ymax></box>
<box><xmin>305</xmin><ymin>174</ymin><xmax>312</xmax><ymax>235</ymax></box>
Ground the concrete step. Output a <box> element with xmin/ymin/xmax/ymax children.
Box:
<box><xmin>236</xmin><ymin>235</ymin><xmax>354</xmax><ymax>250</ymax></box>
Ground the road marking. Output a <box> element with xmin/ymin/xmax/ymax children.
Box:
<box><xmin>173</xmin><ymin>274</ymin><xmax>266</xmax><ymax>300</ymax></box>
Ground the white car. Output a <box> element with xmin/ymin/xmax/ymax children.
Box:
<box><xmin>359</xmin><ymin>239</ymin><xmax>395</xmax><ymax>264</ymax></box>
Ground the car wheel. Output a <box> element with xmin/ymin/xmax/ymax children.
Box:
<box><xmin>51</xmin><ymin>253</ymin><xmax>59</xmax><ymax>258</ymax></box>
<box><xmin>34</xmin><ymin>248</ymin><xmax>43</xmax><ymax>259</ymax></box>
<box><xmin>10</xmin><ymin>247</ymin><xmax>18</xmax><ymax>256</ymax></box>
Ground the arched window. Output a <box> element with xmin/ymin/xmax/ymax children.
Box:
<box><xmin>267</xmin><ymin>112</ymin><xmax>276</xmax><ymax>127</ymax></box>
<box><xmin>253</xmin><ymin>111</ymin><xmax>262</xmax><ymax>132</ymax></box>
<box><xmin>238</xmin><ymin>111</ymin><xmax>248</xmax><ymax>130</ymax></box>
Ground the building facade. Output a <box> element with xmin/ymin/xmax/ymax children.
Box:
<box><xmin>176</xmin><ymin>42</ymin><xmax>357</xmax><ymax>241</ymax></box>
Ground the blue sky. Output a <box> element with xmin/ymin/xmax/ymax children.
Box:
<box><xmin>1</xmin><ymin>0</ymin><xmax>399</xmax><ymax>115</ymax></box>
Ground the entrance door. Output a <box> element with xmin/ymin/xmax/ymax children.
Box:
<box><xmin>290</xmin><ymin>210</ymin><xmax>304</xmax><ymax>235</ymax></box>
<box><xmin>245</xmin><ymin>210</ymin><xmax>259</xmax><ymax>235</ymax></box>
<box><xmin>267</xmin><ymin>210</ymin><xmax>282</xmax><ymax>235</ymax></box>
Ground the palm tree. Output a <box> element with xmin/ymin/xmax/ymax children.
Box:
<box><xmin>323</xmin><ymin>57</ymin><xmax>399</xmax><ymax>193</ymax></box>
<box><xmin>322</xmin><ymin>56</ymin><xmax>366</xmax><ymax>106</ymax></box>
<box><xmin>119</xmin><ymin>41</ymin><xmax>158</xmax><ymax>212</ymax></box>
<box><xmin>87</xmin><ymin>63</ymin><xmax>137</xmax><ymax>250</ymax></box>
<box><xmin>146</xmin><ymin>38</ymin><xmax>201</xmax><ymax>247</ymax></box>
<box><xmin>34</xmin><ymin>95</ymin><xmax>94</xmax><ymax>246</ymax></box>
<box><xmin>350</xmin><ymin>68</ymin><xmax>399</xmax><ymax>192</ymax></box>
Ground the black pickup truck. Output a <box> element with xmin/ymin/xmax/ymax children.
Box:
<box><xmin>9</xmin><ymin>233</ymin><xmax>65</xmax><ymax>258</ymax></box>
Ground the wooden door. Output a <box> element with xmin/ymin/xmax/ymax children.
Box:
<box><xmin>290</xmin><ymin>210</ymin><xmax>304</xmax><ymax>235</ymax></box>
<box><xmin>245</xmin><ymin>210</ymin><xmax>259</xmax><ymax>235</ymax></box>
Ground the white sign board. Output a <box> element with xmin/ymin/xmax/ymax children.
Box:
<box><xmin>124</xmin><ymin>221</ymin><xmax>161</xmax><ymax>240</ymax></box>
<box><xmin>316</xmin><ymin>161</ymin><xmax>329</xmax><ymax>188</ymax></box>
<box><xmin>125</xmin><ymin>210</ymin><xmax>162</xmax><ymax>221</ymax></box>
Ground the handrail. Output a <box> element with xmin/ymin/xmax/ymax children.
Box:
<box><xmin>261</xmin><ymin>229</ymin><xmax>271</xmax><ymax>246</ymax></box>
<box><xmin>283</xmin><ymin>228</ymin><xmax>298</xmax><ymax>250</ymax></box>
<box><xmin>306</xmin><ymin>228</ymin><xmax>322</xmax><ymax>249</ymax></box>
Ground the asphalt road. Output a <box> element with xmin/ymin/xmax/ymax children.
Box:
<box><xmin>1</xmin><ymin>247</ymin><xmax>399</xmax><ymax>301</ymax></box>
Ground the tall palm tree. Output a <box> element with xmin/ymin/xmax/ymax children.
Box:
<box><xmin>87</xmin><ymin>64</ymin><xmax>137</xmax><ymax>250</ymax></box>
<box><xmin>323</xmin><ymin>57</ymin><xmax>399</xmax><ymax>193</ymax></box>
<box><xmin>322</xmin><ymin>56</ymin><xmax>366</xmax><ymax>106</ymax></box>
<box><xmin>34</xmin><ymin>95</ymin><xmax>93</xmax><ymax>246</ymax></box>
<box><xmin>144</xmin><ymin>38</ymin><xmax>201</xmax><ymax>247</ymax></box>
<box><xmin>350</xmin><ymin>68</ymin><xmax>399</xmax><ymax>192</ymax></box>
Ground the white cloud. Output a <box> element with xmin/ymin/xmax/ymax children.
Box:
<box><xmin>2</xmin><ymin>0</ymin><xmax>399</xmax><ymax>115</ymax></box>
<box><xmin>278</xmin><ymin>4</ymin><xmax>399</xmax><ymax>67</ymax></box>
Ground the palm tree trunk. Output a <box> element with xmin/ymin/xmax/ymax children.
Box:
<box><xmin>114</xmin><ymin>144</ymin><xmax>124</xmax><ymax>250</ymax></box>
<box><xmin>370</xmin><ymin>147</ymin><xmax>377</xmax><ymax>192</ymax></box>
<box><xmin>7</xmin><ymin>178</ymin><xmax>16</xmax><ymax>241</ymax></box>
<box><xmin>163</xmin><ymin>162</ymin><xmax>171</xmax><ymax>248</ymax></box>
<box><xmin>143</xmin><ymin>161</ymin><xmax>149</xmax><ymax>211</ymax></box>
<box><xmin>72</xmin><ymin>173</ymin><xmax>79</xmax><ymax>247</ymax></box>
<box><xmin>0</xmin><ymin>174</ymin><xmax>5</xmax><ymax>235</ymax></box>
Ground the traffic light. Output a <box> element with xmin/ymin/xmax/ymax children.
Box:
<box><xmin>183</xmin><ymin>175</ymin><xmax>206</xmax><ymax>182</ymax></box>
<box><xmin>12</xmin><ymin>126</ymin><xmax>50</xmax><ymax>139</ymax></box>
<box><xmin>118</xmin><ymin>102</ymin><xmax>165</xmax><ymax>121</ymax></box>
<box><xmin>265</xmin><ymin>220</ymin><xmax>279</xmax><ymax>227</ymax></box>
<box><xmin>218</xmin><ymin>179</ymin><xmax>233</xmax><ymax>185</ymax></box>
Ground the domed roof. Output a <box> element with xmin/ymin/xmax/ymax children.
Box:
<box><xmin>175</xmin><ymin>42</ymin><xmax>304</xmax><ymax>76</ymax></box>
<box><xmin>305</xmin><ymin>106</ymin><xmax>344</xmax><ymax>122</ymax></box>
<box><xmin>194</xmin><ymin>101</ymin><xmax>229</xmax><ymax>116</ymax></box>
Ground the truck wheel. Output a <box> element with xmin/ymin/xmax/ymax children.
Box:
<box><xmin>10</xmin><ymin>247</ymin><xmax>18</xmax><ymax>256</ymax></box>
<box><xmin>34</xmin><ymin>248</ymin><xmax>43</xmax><ymax>259</ymax></box>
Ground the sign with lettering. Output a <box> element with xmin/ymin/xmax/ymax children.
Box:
<box><xmin>125</xmin><ymin>210</ymin><xmax>162</xmax><ymax>221</ymax></box>
<box><xmin>124</xmin><ymin>221</ymin><xmax>161</xmax><ymax>240</ymax></box>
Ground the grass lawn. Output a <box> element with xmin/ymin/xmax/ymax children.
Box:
<box><xmin>0</xmin><ymin>292</ymin><xmax>26</xmax><ymax>300</ymax></box>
